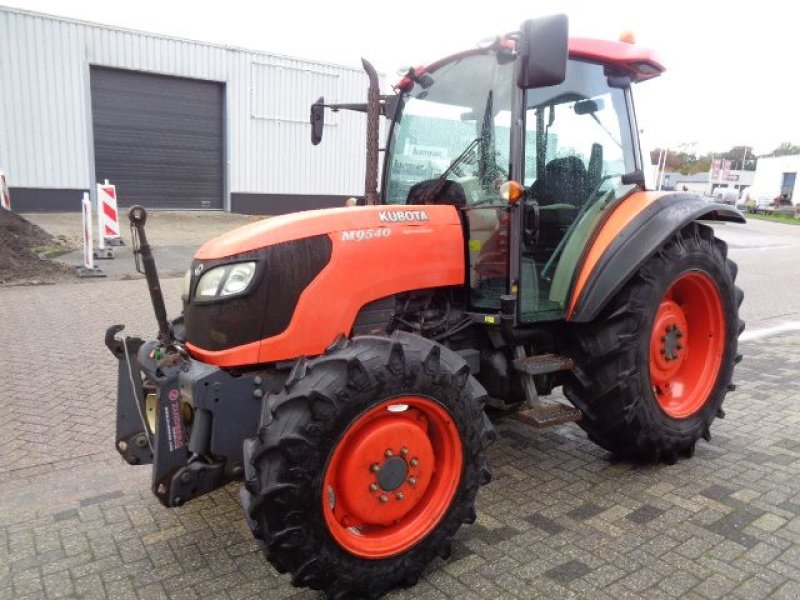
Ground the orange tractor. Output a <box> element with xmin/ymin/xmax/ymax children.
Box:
<box><xmin>107</xmin><ymin>15</ymin><xmax>744</xmax><ymax>598</ymax></box>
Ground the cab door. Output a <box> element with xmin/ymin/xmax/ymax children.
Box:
<box><xmin>517</xmin><ymin>60</ymin><xmax>639</xmax><ymax>321</ymax></box>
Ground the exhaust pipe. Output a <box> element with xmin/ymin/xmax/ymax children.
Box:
<box><xmin>361</xmin><ymin>58</ymin><xmax>380</xmax><ymax>205</ymax></box>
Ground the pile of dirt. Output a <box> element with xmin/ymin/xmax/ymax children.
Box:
<box><xmin>0</xmin><ymin>210</ymin><xmax>72</xmax><ymax>284</ymax></box>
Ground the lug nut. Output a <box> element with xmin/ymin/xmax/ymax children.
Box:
<box><xmin>676</xmin><ymin>344</ymin><xmax>684</xmax><ymax>350</ymax></box>
<box><xmin>408</xmin><ymin>476</ymin><xmax>417</xmax><ymax>485</ymax></box>
<box><xmin>661</xmin><ymin>335</ymin><xmax>666</xmax><ymax>342</ymax></box>
<box><xmin>396</xmin><ymin>492</ymin><xmax>405</xmax><ymax>501</ymax></box>
<box><xmin>401</xmin><ymin>447</ymin><xmax>409</xmax><ymax>457</ymax></box>
<box><xmin>410</xmin><ymin>458</ymin><xmax>419</xmax><ymax>467</ymax></box>
<box><xmin>385</xmin><ymin>449</ymin><xmax>394</xmax><ymax>458</ymax></box>
<box><xmin>370</xmin><ymin>463</ymin><xmax>380</xmax><ymax>473</ymax></box>
<box><xmin>369</xmin><ymin>483</ymin><xmax>378</xmax><ymax>492</ymax></box>
<box><xmin>379</xmin><ymin>495</ymin><xmax>388</xmax><ymax>504</ymax></box>
<box><xmin>180</xmin><ymin>471</ymin><xmax>191</xmax><ymax>483</ymax></box>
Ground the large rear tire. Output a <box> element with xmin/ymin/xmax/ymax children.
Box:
<box><xmin>240</xmin><ymin>332</ymin><xmax>495</xmax><ymax>599</ymax></box>
<box><xmin>564</xmin><ymin>222</ymin><xmax>743</xmax><ymax>462</ymax></box>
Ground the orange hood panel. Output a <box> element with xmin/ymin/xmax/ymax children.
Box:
<box><xmin>196</xmin><ymin>205</ymin><xmax>462</xmax><ymax>259</ymax></box>
<box><xmin>188</xmin><ymin>205</ymin><xmax>466</xmax><ymax>366</ymax></box>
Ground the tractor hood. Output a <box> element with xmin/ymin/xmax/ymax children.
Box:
<box><xmin>186</xmin><ymin>204</ymin><xmax>466</xmax><ymax>367</ymax></box>
<box><xmin>195</xmin><ymin>205</ymin><xmax>462</xmax><ymax>259</ymax></box>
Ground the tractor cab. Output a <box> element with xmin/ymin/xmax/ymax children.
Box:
<box><xmin>382</xmin><ymin>32</ymin><xmax>662</xmax><ymax>322</ymax></box>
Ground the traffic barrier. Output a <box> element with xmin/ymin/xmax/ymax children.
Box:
<box><xmin>75</xmin><ymin>192</ymin><xmax>106</xmax><ymax>278</ymax></box>
<box><xmin>97</xmin><ymin>180</ymin><xmax>125</xmax><ymax>247</ymax></box>
<box><xmin>0</xmin><ymin>171</ymin><xmax>11</xmax><ymax>210</ymax></box>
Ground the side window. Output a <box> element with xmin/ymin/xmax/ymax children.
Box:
<box><xmin>519</xmin><ymin>61</ymin><xmax>636</xmax><ymax>320</ymax></box>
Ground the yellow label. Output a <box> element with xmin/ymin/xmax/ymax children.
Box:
<box><xmin>484</xmin><ymin>315</ymin><xmax>496</xmax><ymax>324</ymax></box>
<box><xmin>468</xmin><ymin>239</ymin><xmax>483</xmax><ymax>251</ymax></box>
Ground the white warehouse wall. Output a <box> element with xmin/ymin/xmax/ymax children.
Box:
<box><xmin>0</xmin><ymin>7</ymin><xmax>381</xmax><ymax>210</ymax></box>
<box><xmin>750</xmin><ymin>155</ymin><xmax>800</xmax><ymax>203</ymax></box>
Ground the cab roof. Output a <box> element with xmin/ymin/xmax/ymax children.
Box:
<box><xmin>396</xmin><ymin>37</ymin><xmax>664</xmax><ymax>91</ymax></box>
<box><xmin>568</xmin><ymin>37</ymin><xmax>664</xmax><ymax>81</ymax></box>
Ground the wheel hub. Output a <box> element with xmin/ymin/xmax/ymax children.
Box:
<box><xmin>377</xmin><ymin>456</ymin><xmax>408</xmax><ymax>492</ymax></box>
<box><xmin>650</xmin><ymin>298</ymin><xmax>689</xmax><ymax>383</ymax></box>
<box><xmin>332</xmin><ymin>410</ymin><xmax>434</xmax><ymax>527</ymax></box>
<box><xmin>661</xmin><ymin>323</ymin><xmax>684</xmax><ymax>361</ymax></box>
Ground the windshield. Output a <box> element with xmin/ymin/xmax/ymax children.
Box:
<box><xmin>384</xmin><ymin>52</ymin><xmax>515</xmax><ymax>206</ymax></box>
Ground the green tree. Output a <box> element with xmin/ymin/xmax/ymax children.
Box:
<box><xmin>650</xmin><ymin>148</ymin><xmax>684</xmax><ymax>172</ymax></box>
<box><xmin>767</xmin><ymin>142</ymin><xmax>800</xmax><ymax>157</ymax></box>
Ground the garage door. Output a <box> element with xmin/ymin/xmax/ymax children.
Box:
<box><xmin>90</xmin><ymin>67</ymin><xmax>224</xmax><ymax>209</ymax></box>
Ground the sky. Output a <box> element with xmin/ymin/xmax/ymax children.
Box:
<box><xmin>4</xmin><ymin>0</ymin><xmax>797</xmax><ymax>155</ymax></box>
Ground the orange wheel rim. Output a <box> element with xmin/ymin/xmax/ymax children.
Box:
<box><xmin>322</xmin><ymin>396</ymin><xmax>463</xmax><ymax>559</ymax></box>
<box><xmin>649</xmin><ymin>271</ymin><xmax>726</xmax><ymax>419</ymax></box>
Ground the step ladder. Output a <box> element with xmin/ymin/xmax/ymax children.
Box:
<box><xmin>512</xmin><ymin>348</ymin><xmax>582</xmax><ymax>428</ymax></box>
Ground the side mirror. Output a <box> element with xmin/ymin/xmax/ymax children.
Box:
<box><xmin>310</xmin><ymin>96</ymin><xmax>325</xmax><ymax>145</ymax></box>
<box><xmin>516</xmin><ymin>14</ymin><xmax>569</xmax><ymax>89</ymax></box>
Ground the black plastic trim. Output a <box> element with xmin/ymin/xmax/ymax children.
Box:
<box><xmin>184</xmin><ymin>235</ymin><xmax>333</xmax><ymax>351</ymax></box>
<box><xmin>570</xmin><ymin>193</ymin><xmax>744</xmax><ymax>322</ymax></box>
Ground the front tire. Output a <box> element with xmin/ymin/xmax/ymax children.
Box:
<box><xmin>565</xmin><ymin>222</ymin><xmax>743</xmax><ymax>462</ymax></box>
<box><xmin>241</xmin><ymin>332</ymin><xmax>495</xmax><ymax>598</ymax></box>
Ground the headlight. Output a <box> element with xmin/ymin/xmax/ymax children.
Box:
<box><xmin>221</xmin><ymin>262</ymin><xmax>256</xmax><ymax>296</ymax></box>
<box><xmin>195</xmin><ymin>262</ymin><xmax>256</xmax><ymax>300</ymax></box>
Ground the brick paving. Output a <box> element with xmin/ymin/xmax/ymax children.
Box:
<box><xmin>1</xmin><ymin>279</ymin><xmax>800</xmax><ymax>599</ymax></box>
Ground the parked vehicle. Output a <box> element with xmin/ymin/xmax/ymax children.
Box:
<box><xmin>106</xmin><ymin>15</ymin><xmax>744</xmax><ymax>598</ymax></box>
<box><xmin>712</xmin><ymin>187</ymin><xmax>739</xmax><ymax>204</ymax></box>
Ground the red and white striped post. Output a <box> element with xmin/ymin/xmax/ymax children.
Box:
<box><xmin>76</xmin><ymin>192</ymin><xmax>105</xmax><ymax>278</ymax></box>
<box><xmin>0</xmin><ymin>171</ymin><xmax>11</xmax><ymax>211</ymax></box>
<box><xmin>96</xmin><ymin>180</ymin><xmax>124</xmax><ymax>247</ymax></box>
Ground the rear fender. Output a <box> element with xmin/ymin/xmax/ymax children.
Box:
<box><xmin>568</xmin><ymin>192</ymin><xmax>744</xmax><ymax>322</ymax></box>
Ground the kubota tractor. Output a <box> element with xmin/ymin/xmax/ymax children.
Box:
<box><xmin>106</xmin><ymin>15</ymin><xmax>744</xmax><ymax>598</ymax></box>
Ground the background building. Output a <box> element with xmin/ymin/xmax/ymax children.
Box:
<box><xmin>0</xmin><ymin>7</ymin><xmax>383</xmax><ymax>214</ymax></box>
<box><xmin>750</xmin><ymin>155</ymin><xmax>799</xmax><ymax>204</ymax></box>
<box><xmin>660</xmin><ymin>172</ymin><xmax>709</xmax><ymax>195</ymax></box>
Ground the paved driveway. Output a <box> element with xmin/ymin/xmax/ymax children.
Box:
<box><xmin>1</xmin><ymin>217</ymin><xmax>799</xmax><ymax>599</ymax></box>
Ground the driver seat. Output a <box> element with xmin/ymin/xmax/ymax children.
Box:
<box><xmin>530</xmin><ymin>156</ymin><xmax>590</xmax><ymax>260</ymax></box>
<box><xmin>534</xmin><ymin>156</ymin><xmax>590</xmax><ymax>209</ymax></box>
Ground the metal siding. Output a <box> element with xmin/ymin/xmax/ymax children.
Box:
<box><xmin>0</xmin><ymin>7</ymin><xmax>380</xmax><ymax>203</ymax></box>
<box><xmin>0</xmin><ymin>11</ymin><xmax>88</xmax><ymax>189</ymax></box>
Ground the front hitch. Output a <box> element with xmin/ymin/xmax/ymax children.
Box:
<box><xmin>106</xmin><ymin>323</ymin><xmax>195</xmax><ymax>503</ymax></box>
